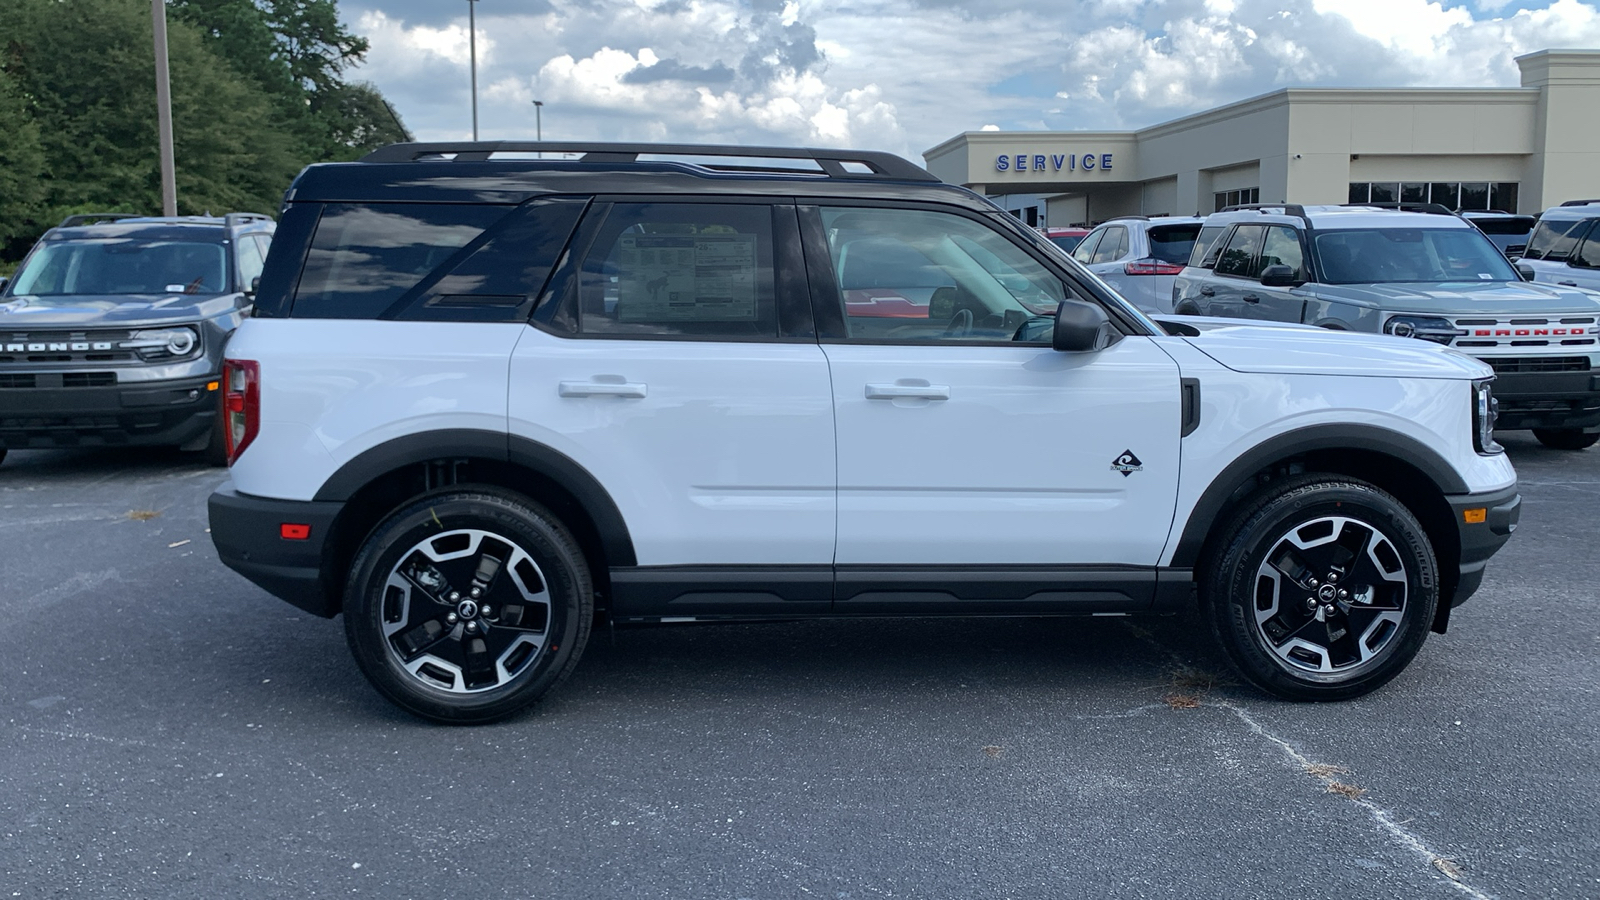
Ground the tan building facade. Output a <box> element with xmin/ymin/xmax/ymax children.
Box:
<box><xmin>924</xmin><ymin>49</ymin><xmax>1600</xmax><ymax>227</ymax></box>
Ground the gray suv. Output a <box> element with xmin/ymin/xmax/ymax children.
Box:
<box><xmin>1173</xmin><ymin>203</ymin><xmax>1600</xmax><ymax>450</ymax></box>
<box><xmin>0</xmin><ymin>213</ymin><xmax>274</xmax><ymax>466</ymax></box>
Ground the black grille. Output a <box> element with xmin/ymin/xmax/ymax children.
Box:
<box><xmin>0</xmin><ymin>373</ymin><xmax>36</xmax><ymax>389</ymax></box>
<box><xmin>62</xmin><ymin>372</ymin><xmax>117</xmax><ymax>388</ymax></box>
<box><xmin>1484</xmin><ymin>356</ymin><xmax>1592</xmax><ymax>374</ymax></box>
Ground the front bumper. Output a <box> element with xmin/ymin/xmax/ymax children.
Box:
<box><xmin>1491</xmin><ymin>370</ymin><xmax>1600</xmax><ymax>432</ymax></box>
<box><xmin>1445</xmin><ymin>483</ymin><xmax>1521</xmax><ymax>609</ymax></box>
<box><xmin>209</xmin><ymin>484</ymin><xmax>344</xmax><ymax>617</ymax></box>
<box><xmin>0</xmin><ymin>373</ymin><xmax>221</xmax><ymax>449</ymax></box>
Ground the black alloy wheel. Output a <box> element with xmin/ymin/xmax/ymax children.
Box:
<box><xmin>344</xmin><ymin>489</ymin><xmax>593</xmax><ymax>723</ymax></box>
<box><xmin>1202</xmin><ymin>475</ymin><xmax>1438</xmax><ymax>701</ymax></box>
<box><xmin>1531</xmin><ymin>428</ymin><xmax>1600</xmax><ymax>451</ymax></box>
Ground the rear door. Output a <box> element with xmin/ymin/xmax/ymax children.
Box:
<box><xmin>508</xmin><ymin>199</ymin><xmax>836</xmax><ymax>613</ymax></box>
<box><xmin>1204</xmin><ymin>224</ymin><xmax>1265</xmax><ymax>318</ymax></box>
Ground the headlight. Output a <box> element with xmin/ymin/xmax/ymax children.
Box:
<box><xmin>1473</xmin><ymin>378</ymin><xmax>1503</xmax><ymax>455</ymax></box>
<box><xmin>1384</xmin><ymin>315</ymin><xmax>1462</xmax><ymax>344</ymax></box>
<box><xmin>123</xmin><ymin>326</ymin><xmax>200</xmax><ymax>361</ymax></box>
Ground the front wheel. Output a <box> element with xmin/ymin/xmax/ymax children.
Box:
<box><xmin>344</xmin><ymin>489</ymin><xmax>593</xmax><ymax>723</ymax></box>
<box><xmin>1532</xmin><ymin>428</ymin><xmax>1599</xmax><ymax>451</ymax></box>
<box><xmin>1201</xmin><ymin>476</ymin><xmax>1438</xmax><ymax>701</ymax></box>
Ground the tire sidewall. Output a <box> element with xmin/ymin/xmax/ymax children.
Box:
<box><xmin>1209</xmin><ymin>480</ymin><xmax>1438</xmax><ymax>701</ymax></box>
<box><xmin>344</xmin><ymin>490</ymin><xmax>591</xmax><ymax>723</ymax></box>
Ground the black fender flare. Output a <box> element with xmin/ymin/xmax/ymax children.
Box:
<box><xmin>313</xmin><ymin>428</ymin><xmax>637</xmax><ymax>566</ymax></box>
<box><xmin>1168</xmin><ymin>423</ymin><xmax>1468</xmax><ymax>569</ymax></box>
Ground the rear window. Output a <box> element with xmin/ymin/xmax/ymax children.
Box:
<box><xmin>1471</xmin><ymin>216</ymin><xmax>1536</xmax><ymax>236</ymax></box>
<box><xmin>1147</xmin><ymin>224</ymin><xmax>1202</xmax><ymax>265</ymax></box>
<box><xmin>1522</xmin><ymin>217</ymin><xmax>1594</xmax><ymax>262</ymax></box>
<box><xmin>292</xmin><ymin>203</ymin><xmax>511</xmax><ymax>318</ymax></box>
<box><xmin>1189</xmin><ymin>225</ymin><xmax>1226</xmax><ymax>267</ymax></box>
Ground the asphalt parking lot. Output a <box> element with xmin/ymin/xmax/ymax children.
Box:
<box><xmin>1</xmin><ymin>436</ymin><xmax>1596</xmax><ymax>899</ymax></box>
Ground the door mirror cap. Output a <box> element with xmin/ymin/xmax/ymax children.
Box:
<box><xmin>1053</xmin><ymin>299</ymin><xmax>1121</xmax><ymax>352</ymax></box>
<box><xmin>1260</xmin><ymin>264</ymin><xmax>1296</xmax><ymax>287</ymax></box>
<box><xmin>1515</xmin><ymin>262</ymin><xmax>1536</xmax><ymax>281</ymax></box>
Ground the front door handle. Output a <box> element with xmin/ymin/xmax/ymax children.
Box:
<box><xmin>1242</xmin><ymin>293</ymin><xmax>1260</xmax><ymax>303</ymax></box>
<box><xmin>1199</xmin><ymin>286</ymin><xmax>1215</xmax><ymax>297</ymax></box>
<box><xmin>865</xmin><ymin>382</ymin><xmax>950</xmax><ymax>401</ymax></box>
<box><xmin>1559</xmin><ymin>281</ymin><xmax>1578</xmax><ymax>287</ymax></box>
<box><xmin>559</xmin><ymin>379</ymin><xmax>647</xmax><ymax>399</ymax></box>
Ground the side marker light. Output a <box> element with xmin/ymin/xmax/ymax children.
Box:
<box><xmin>280</xmin><ymin>523</ymin><xmax>312</xmax><ymax>540</ymax></box>
<box><xmin>1463</xmin><ymin>508</ymin><xmax>1487</xmax><ymax>524</ymax></box>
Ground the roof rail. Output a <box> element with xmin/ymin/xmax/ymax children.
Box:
<box><xmin>1559</xmin><ymin>198</ymin><xmax>1600</xmax><ymax>207</ymax></box>
<box><xmin>1342</xmin><ymin>201</ymin><xmax>1458</xmax><ymax>217</ymax></box>
<box><xmin>358</xmin><ymin>141</ymin><xmax>940</xmax><ymax>183</ymax></box>
<box><xmin>58</xmin><ymin>213</ymin><xmax>141</xmax><ymax>228</ymax></box>
<box><xmin>1219</xmin><ymin>202</ymin><xmax>1312</xmax><ymax>226</ymax></box>
<box><xmin>223</xmin><ymin>212</ymin><xmax>273</xmax><ymax>229</ymax></box>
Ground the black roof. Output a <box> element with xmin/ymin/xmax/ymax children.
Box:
<box><xmin>287</xmin><ymin>141</ymin><xmax>986</xmax><ymax>209</ymax></box>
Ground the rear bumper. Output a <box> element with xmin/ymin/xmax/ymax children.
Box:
<box><xmin>1491</xmin><ymin>370</ymin><xmax>1600</xmax><ymax>432</ymax></box>
<box><xmin>208</xmin><ymin>484</ymin><xmax>344</xmax><ymax>617</ymax></box>
<box><xmin>0</xmin><ymin>374</ymin><xmax>220</xmax><ymax>449</ymax></box>
<box><xmin>1445</xmin><ymin>483</ymin><xmax>1521</xmax><ymax>609</ymax></box>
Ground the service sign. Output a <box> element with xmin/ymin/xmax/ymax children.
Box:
<box><xmin>995</xmin><ymin>152</ymin><xmax>1114</xmax><ymax>173</ymax></box>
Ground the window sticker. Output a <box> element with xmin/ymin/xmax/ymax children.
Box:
<box><xmin>617</xmin><ymin>233</ymin><xmax>758</xmax><ymax>322</ymax></box>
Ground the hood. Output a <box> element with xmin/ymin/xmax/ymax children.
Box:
<box><xmin>0</xmin><ymin>293</ymin><xmax>239</xmax><ymax>328</ymax></box>
<box><xmin>1309</xmin><ymin>280</ymin><xmax>1600</xmax><ymax>315</ymax></box>
<box><xmin>1180</xmin><ymin>322</ymin><xmax>1492</xmax><ymax>380</ymax></box>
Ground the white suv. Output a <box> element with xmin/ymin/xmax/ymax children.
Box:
<box><xmin>1070</xmin><ymin>215</ymin><xmax>1204</xmax><ymax>313</ymax></box>
<box><xmin>207</xmin><ymin>143</ymin><xmax>1520</xmax><ymax>723</ymax></box>
<box><xmin>1519</xmin><ymin>200</ymin><xmax>1600</xmax><ymax>292</ymax></box>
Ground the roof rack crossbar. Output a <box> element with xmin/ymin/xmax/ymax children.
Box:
<box><xmin>1220</xmin><ymin>202</ymin><xmax>1312</xmax><ymax>226</ymax></box>
<box><xmin>1341</xmin><ymin>201</ymin><xmax>1459</xmax><ymax>217</ymax></box>
<box><xmin>357</xmin><ymin>141</ymin><xmax>939</xmax><ymax>182</ymax></box>
<box><xmin>58</xmin><ymin>213</ymin><xmax>141</xmax><ymax>228</ymax></box>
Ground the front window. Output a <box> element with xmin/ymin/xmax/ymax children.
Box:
<box><xmin>8</xmin><ymin>239</ymin><xmax>229</xmax><ymax>300</ymax></box>
<box><xmin>819</xmin><ymin>206</ymin><xmax>1066</xmax><ymax>343</ymax></box>
<box><xmin>1314</xmin><ymin>228</ymin><xmax>1518</xmax><ymax>284</ymax></box>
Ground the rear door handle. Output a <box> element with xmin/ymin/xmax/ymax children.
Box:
<box><xmin>559</xmin><ymin>379</ymin><xmax>647</xmax><ymax>399</ymax></box>
<box><xmin>865</xmin><ymin>382</ymin><xmax>949</xmax><ymax>401</ymax></box>
<box><xmin>1242</xmin><ymin>293</ymin><xmax>1260</xmax><ymax>303</ymax></box>
<box><xmin>1199</xmin><ymin>286</ymin><xmax>1214</xmax><ymax>297</ymax></box>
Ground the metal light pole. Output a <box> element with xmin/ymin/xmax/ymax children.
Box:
<box><xmin>467</xmin><ymin>0</ymin><xmax>478</xmax><ymax>140</ymax></box>
<box><xmin>150</xmin><ymin>0</ymin><xmax>177</xmax><ymax>215</ymax></box>
<box><xmin>532</xmin><ymin>99</ymin><xmax>543</xmax><ymax>156</ymax></box>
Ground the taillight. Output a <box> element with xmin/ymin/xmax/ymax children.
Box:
<box><xmin>1124</xmin><ymin>258</ymin><xmax>1185</xmax><ymax>276</ymax></box>
<box><xmin>223</xmin><ymin>359</ymin><xmax>259</xmax><ymax>465</ymax></box>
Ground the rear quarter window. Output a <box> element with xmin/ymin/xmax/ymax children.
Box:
<box><xmin>291</xmin><ymin>203</ymin><xmax>512</xmax><ymax>318</ymax></box>
<box><xmin>1189</xmin><ymin>225</ymin><xmax>1226</xmax><ymax>267</ymax></box>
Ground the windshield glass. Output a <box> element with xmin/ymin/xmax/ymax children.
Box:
<box><xmin>1313</xmin><ymin>227</ymin><xmax>1517</xmax><ymax>284</ymax></box>
<box><xmin>8</xmin><ymin>239</ymin><xmax>229</xmax><ymax>298</ymax></box>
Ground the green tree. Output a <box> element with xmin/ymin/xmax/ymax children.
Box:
<box><xmin>0</xmin><ymin>68</ymin><xmax>47</xmax><ymax>252</ymax></box>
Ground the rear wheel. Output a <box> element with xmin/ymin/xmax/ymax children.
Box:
<box><xmin>1201</xmin><ymin>476</ymin><xmax>1438</xmax><ymax>701</ymax></box>
<box><xmin>344</xmin><ymin>489</ymin><xmax>593</xmax><ymax>723</ymax></box>
<box><xmin>1532</xmin><ymin>428</ymin><xmax>1599</xmax><ymax>451</ymax></box>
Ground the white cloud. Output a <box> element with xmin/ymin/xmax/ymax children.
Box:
<box><xmin>340</xmin><ymin>0</ymin><xmax>1600</xmax><ymax>160</ymax></box>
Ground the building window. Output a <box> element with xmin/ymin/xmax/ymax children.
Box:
<box><xmin>1213</xmin><ymin>187</ymin><xmax>1259</xmax><ymax>212</ymax></box>
<box><xmin>1348</xmin><ymin>182</ymin><xmax>1519</xmax><ymax>212</ymax></box>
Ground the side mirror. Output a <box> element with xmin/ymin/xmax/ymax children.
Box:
<box><xmin>1053</xmin><ymin>299</ymin><xmax>1121</xmax><ymax>352</ymax></box>
<box><xmin>1260</xmin><ymin>264</ymin><xmax>1296</xmax><ymax>287</ymax></box>
<box><xmin>1515</xmin><ymin>262</ymin><xmax>1536</xmax><ymax>281</ymax></box>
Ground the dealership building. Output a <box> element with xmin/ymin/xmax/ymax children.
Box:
<box><xmin>923</xmin><ymin>49</ymin><xmax>1600</xmax><ymax>227</ymax></box>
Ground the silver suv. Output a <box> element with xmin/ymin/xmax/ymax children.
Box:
<box><xmin>1070</xmin><ymin>216</ymin><xmax>1204</xmax><ymax>313</ymax></box>
<box><xmin>1174</xmin><ymin>204</ymin><xmax>1600</xmax><ymax>450</ymax></box>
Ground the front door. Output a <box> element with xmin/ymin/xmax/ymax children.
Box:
<box><xmin>801</xmin><ymin>204</ymin><xmax>1183</xmax><ymax>608</ymax></box>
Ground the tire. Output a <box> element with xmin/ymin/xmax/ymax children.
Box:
<box><xmin>1532</xmin><ymin>428</ymin><xmax>1599</xmax><ymax>451</ymax></box>
<box><xmin>343</xmin><ymin>488</ymin><xmax>594</xmax><ymax>723</ymax></box>
<box><xmin>1200</xmin><ymin>475</ymin><xmax>1438</xmax><ymax>701</ymax></box>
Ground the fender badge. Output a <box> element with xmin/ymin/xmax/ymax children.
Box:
<box><xmin>1111</xmin><ymin>450</ymin><xmax>1143</xmax><ymax>477</ymax></box>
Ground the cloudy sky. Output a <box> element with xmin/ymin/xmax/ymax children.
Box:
<box><xmin>339</xmin><ymin>0</ymin><xmax>1600</xmax><ymax>161</ymax></box>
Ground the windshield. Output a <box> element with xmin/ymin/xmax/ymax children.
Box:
<box><xmin>1048</xmin><ymin>234</ymin><xmax>1085</xmax><ymax>252</ymax></box>
<box><xmin>8</xmin><ymin>239</ymin><xmax>229</xmax><ymax>298</ymax></box>
<box><xmin>1313</xmin><ymin>227</ymin><xmax>1518</xmax><ymax>284</ymax></box>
